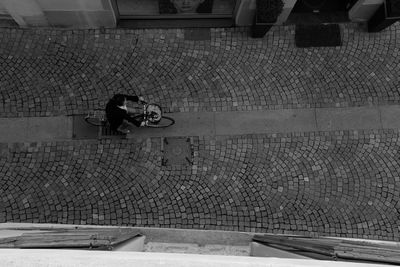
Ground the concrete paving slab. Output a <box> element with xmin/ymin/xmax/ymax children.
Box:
<box><xmin>0</xmin><ymin>223</ymin><xmax>255</xmax><ymax>246</ymax></box>
<box><xmin>0</xmin><ymin>118</ymin><xmax>28</xmax><ymax>142</ymax></box>
<box><xmin>250</xmin><ymin>242</ymin><xmax>310</xmax><ymax>259</ymax></box>
<box><xmin>144</xmin><ymin>242</ymin><xmax>250</xmax><ymax>255</ymax></box>
<box><xmin>316</xmin><ymin>107</ymin><xmax>382</xmax><ymax>131</ymax></box>
<box><xmin>72</xmin><ymin>115</ymin><xmax>99</xmax><ymax>139</ymax></box>
<box><xmin>2</xmin><ymin>105</ymin><xmax>400</xmax><ymax>143</ymax></box>
<box><xmin>128</xmin><ymin>112</ymin><xmax>215</xmax><ymax>138</ymax></box>
<box><xmin>379</xmin><ymin>105</ymin><xmax>400</xmax><ymax>129</ymax></box>
<box><xmin>0</xmin><ymin>249</ymin><xmax>356</xmax><ymax>267</ymax></box>
<box><xmin>0</xmin><ymin>116</ymin><xmax>73</xmax><ymax>142</ymax></box>
<box><xmin>27</xmin><ymin>116</ymin><xmax>73</xmax><ymax>140</ymax></box>
<box><xmin>214</xmin><ymin>109</ymin><xmax>316</xmax><ymax>135</ymax></box>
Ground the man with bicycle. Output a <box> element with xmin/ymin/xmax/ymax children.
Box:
<box><xmin>105</xmin><ymin>94</ymin><xmax>146</xmax><ymax>134</ymax></box>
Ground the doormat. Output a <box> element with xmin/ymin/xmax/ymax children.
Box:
<box><xmin>295</xmin><ymin>24</ymin><xmax>342</xmax><ymax>48</ymax></box>
<box><xmin>162</xmin><ymin>137</ymin><xmax>193</xmax><ymax>166</ymax></box>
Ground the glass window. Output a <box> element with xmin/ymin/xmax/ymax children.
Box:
<box><xmin>116</xmin><ymin>0</ymin><xmax>236</xmax><ymax>16</ymax></box>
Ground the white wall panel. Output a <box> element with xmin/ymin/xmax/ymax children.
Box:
<box><xmin>36</xmin><ymin>0</ymin><xmax>107</xmax><ymax>11</ymax></box>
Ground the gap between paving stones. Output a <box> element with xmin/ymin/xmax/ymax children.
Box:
<box><xmin>1</xmin><ymin>105</ymin><xmax>400</xmax><ymax>142</ymax></box>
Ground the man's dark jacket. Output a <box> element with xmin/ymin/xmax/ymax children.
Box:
<box><xmin>105</xmin><ymin>94</ymin><xmax>141</xmax><ymax>131</ymax></box>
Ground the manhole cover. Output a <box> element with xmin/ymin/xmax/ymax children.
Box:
<box><xmin>162</xmin><ymin>137</ymin><xmax>193</xmax><ymax>166</ymax></box>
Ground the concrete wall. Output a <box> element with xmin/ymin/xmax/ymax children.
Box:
<box><xmin>0</xmin><ymin>1</ymin><xmax>17</xmax><ymax>26</ymax></box>
<box><xmin>349</xmin><ymin>0</ymin><xmax>384</xmax><ymax>22</ymax></box>
<box><xmin>37</xmin><ymin>0</ymin><xmax>116</xmax><ymax>28</ymax></box>
<box><xmin>1</xmin><ymin>0</ymin><xmax>48</xmax><ymax>26</ymax></box>
<box><xmin>235</xmin><ymin>0</ymin><xmax>383</xmax><ymax>26</ymax></box>
<box><xmin>0</xmin><ymin>0</ymin><xmax>116</xmax><ymax>28</ymax></box>
<box><xmin>235</xmin><ymin>0</ymin><xmax>298</xmax><ymax>26</ymax></box>
<box><xmin>276</xmin><ymin>0</ymin><xmax>297</xmax><ymax>25</ymax></box>
<box><xmin>235</xmin><ymin>0</ymin><xmax>255</xmax><ymax>26</ymax></box>
<box><xmin>0</xmin><ymin>1</ymin><xmax>7</xmax><ymax>14</ymax></box>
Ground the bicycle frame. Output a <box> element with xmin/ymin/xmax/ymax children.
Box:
<box><xmin>85</xmin><ymin>101</ymin><xmax>174</xmax><ymax>130</ymax></box>
<box><xmin>141</xmin><ymin>103</ymin><xmax>162</xmax><ymax>124</ymax></box>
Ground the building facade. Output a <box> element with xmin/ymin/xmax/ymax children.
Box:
<box><xmin>0</xmin><ymin>0</ymin><xmax>392</xmax><ymax>29</ymax></box>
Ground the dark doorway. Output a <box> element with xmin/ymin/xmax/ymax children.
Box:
<box><xmin>287</xmin><ymin>0</ymin><xmax>356</xmax><ymax>24</ymax></box>
<box><xmin>113</xmin><ymin>0</ymin><xmax>237</xmax><ymax>28</ymax></box>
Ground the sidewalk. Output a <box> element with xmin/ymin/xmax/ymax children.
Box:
<box><xmin>1</xmin><ymin>23</ymin><xmax>400</xmax><ymax>241</ymax></box>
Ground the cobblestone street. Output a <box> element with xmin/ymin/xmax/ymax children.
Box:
<box><xmin>0</xmin><ymin>24</ymin><xmax>399</xmax><ymax>117</ymax></box>
<box><xmin>1</xmin><ymin>130</ymin><xmax>400</xmax><ymax>240</ymax></box>
<box><xmin>1</xmin><ymin>23</ymin><xmax>400</xmax><ymax>241</ymax></box>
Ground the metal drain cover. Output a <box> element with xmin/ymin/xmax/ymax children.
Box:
<box><xmin>162</xmin><ymin>137</ymin><xmax>193</xmax><ymax>166</ymax></box>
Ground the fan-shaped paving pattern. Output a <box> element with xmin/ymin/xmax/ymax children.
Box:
<box><xmin>1</xmin><ymin>23</ymin><xmax>400</xmax><ymax>117</ymax></box>
<box><xmin>0</xmin><ymin>130</ymin><xmax>399</xmax><ymax>240</ymax></box>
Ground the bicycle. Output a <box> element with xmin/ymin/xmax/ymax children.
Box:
<box><xmin>85</xmin><ymin>100</ymin><xmax>175</xmax><ymax>130</ymax></box>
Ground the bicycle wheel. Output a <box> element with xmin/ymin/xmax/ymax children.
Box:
<box><xmin>85</xmin><ymin>115</ymin><xmax>104</xmax><ymax>126</ymax></box>
<box><xmin>147</xmin><ymin>116</ymin><xmax>175</xmax><ymax>128</ymax></box>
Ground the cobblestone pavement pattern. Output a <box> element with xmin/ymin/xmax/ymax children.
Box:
<box><xmin>0</xmin><ymin>23</ymin><xmax>399</xmax><ymax>116</ymax></box>
<box><xmin>1</xmin><ymin>23</ymin><xmax>400</xmax><ymax>240</ymax></box>
<box><xmin>1</xmin><ymin>130</ymin><xmax>400</xmax><ymax>240</ymax></box>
